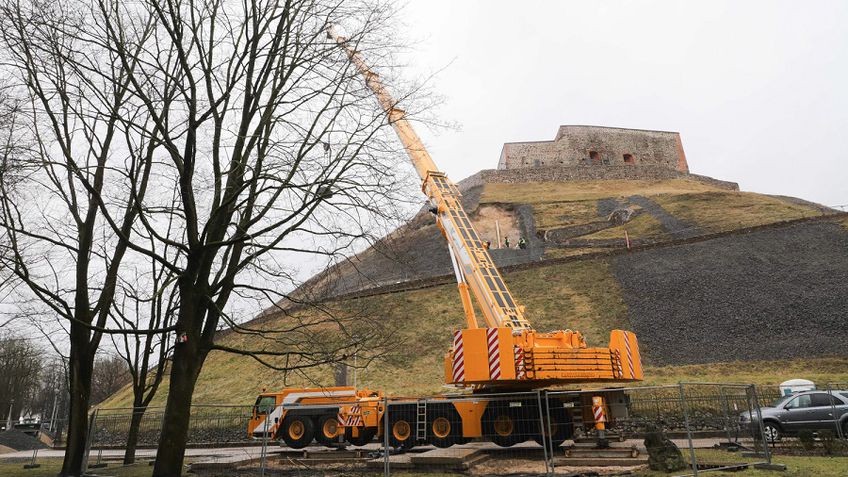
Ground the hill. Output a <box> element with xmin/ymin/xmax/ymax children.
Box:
<box><xmin>289</xmin><ymin>170</ymin><xmax>833</xmax><ymax>302</ymax></box>
<box><xmin>102</xmin><ymin>175</ymin><xmax>848</xmax><ymax>407</ymax></box>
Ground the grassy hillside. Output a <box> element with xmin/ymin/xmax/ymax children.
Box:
<box><xmin>101</xmin><ymin>178</ymin><xmax>846</xmax><ymax>408</ymax></box>
<box><xmin>479</xmin><ymin>179</ymin><xmax>824</xmax><ymax>245</ymax></box>
<box><xmin>103</xmin><ymin>242</ymin><xmax>848</xmax><ymax>408</ymax></box>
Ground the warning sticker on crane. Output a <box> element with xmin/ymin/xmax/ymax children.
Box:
<box><xmin>487</xmin><ymin>328</ymin><xmax>501</xmax><ymax>380</ymax></box>
<box><xmin>514</xmin><ymin>345</ymin><xmax>526</xmax><ymax>379</ymax></box>
<box><xmin>341</xmin><ymin>406</ymin><xmax>363</xmax><ymax>427</ymax></box>
<box><xmin>452</xmin><ymin>330</ymin><xmax>465</xmax><ymax>382</ymax></box>
<box><xmin>623</xmin><ymin>331</ymin><xmax>635</xmax><ymax>379</ymax></box>
<box><xmin>592</xmin><ymin>396</ymin><xmax>606</xmax><ymax>424</ymax></box>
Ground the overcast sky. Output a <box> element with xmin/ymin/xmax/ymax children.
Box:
<box><xmin>396</xmin><ymin>0</ymin><xmax>847</xmax><ymax>208</ymax></box>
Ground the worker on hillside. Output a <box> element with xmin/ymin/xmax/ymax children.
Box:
<box><xmin>504</xmin><ymin>237</ymin><xmax>510</xmax><ymax>249</ymax></box>
<box><xmin>518</xmin><ymin>237</ymin><xmax>527</xmax><ymax>249</ymax></box>
<box><xmin>484</xmin><ymin>240</ymin><xmax>491</xmax><ymax>249</ymax></box>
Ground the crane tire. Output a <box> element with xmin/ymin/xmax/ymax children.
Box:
<box><xmin>388</xmin><ymin>410</ymin><xmax>416</xmax><ymax>449</ymax></box>
<box><xmin>315</xmin><ymin>414</ymin><xmax>342</xmax><ymax>447</ymax></box>
<box><xmin>280</xmin><ymin>414</ymin><xmax>315</xmax><ymax>449</ymax></box>
<box><xmin>427</xmin><ymin>405</ymin><xmax>462</xmax><ymax>448</ymax></box>
<box><xmin>483</xmin><ymin>406</ymin><xmax>524</xmax><ymax>448</ymax></box>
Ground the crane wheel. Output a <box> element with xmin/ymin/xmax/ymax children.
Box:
<box><xmin>388</xmin><ymin>411</ymin><xmax>416</xmax><ymax>449</ymax></box>
<box><xmin>483</xmin><ymin>403</ymin><xmax>527</xmax><ymax>447</ymax></box>
<box><xmin>345</xmin><ymin>426</ymin><xmax>377</xmax><ymax>446</ymax></box>
<box><xmin>315</xmin><ymin>414</ymin><xmax>342</xmax><ymax>447</ymax></box>
<box><xmin>427</xmin><ymin>405</ymin><xmax>462</xmax><ymax>448</ymax></box>
<box><xmin>533</xmin><ymin>402</ymin><xmax>573</xmax><ymax>448</ymax></box>
<box><xmin>280</xmin><ymin>415</ymin><xmax>315</xmax><ymax>449</ymax></box>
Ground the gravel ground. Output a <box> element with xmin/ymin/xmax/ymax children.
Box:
<box><xmin>597</xmin><ymin>198</ymin><xmax>622</xmax><ymax>217</ymax></box>
<box><xmin>0</xmin><ymin>430</ymin><xmax>47</xmax><ymax>451</ymax></box>
<box><xmin>612</xmin><ymin>220</ymin><xmax>848</xmax><ymax>365</ymax></box>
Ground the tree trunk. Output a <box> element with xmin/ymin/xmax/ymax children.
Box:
<box><xmin>123</xmin><ymin>405</ymin><xmax>146</xmax><ymax>465</ymax></box>
<box><xmin>152</xmin><ymin>338</ymin><xmax>204</xmax><ymax>477</ymax></box>
<box><xmin>60</xmin><ymin>326</ymin><xmax>94</xmax><ymax>477</ymax></box>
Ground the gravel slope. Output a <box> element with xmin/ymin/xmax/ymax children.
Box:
<box><xmin>612</xmin><ymin>220</ymin><xmax>848</xmax><ymax>365</ymax></box>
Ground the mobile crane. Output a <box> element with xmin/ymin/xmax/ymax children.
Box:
<box><xmin>247</xmin><ymin>29</ymin><xmax>643</xmax><ymax>450</ymax></box>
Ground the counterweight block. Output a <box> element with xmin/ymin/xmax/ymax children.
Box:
<box><xmin>444</xmin><ymin>328</ymin><xmax>643</xmax><ymax>388</ymax></box>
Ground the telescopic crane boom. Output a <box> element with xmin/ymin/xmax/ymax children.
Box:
<box><xmin>330</xmin><ymin>29</ymin><xmax>642</xmax><ymax>388</ymax></box>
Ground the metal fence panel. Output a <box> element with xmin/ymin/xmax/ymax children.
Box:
<box><xmin>72</xmin><ymin>382</ymin><xmax>848</xmax><ymax>475</ymax></box>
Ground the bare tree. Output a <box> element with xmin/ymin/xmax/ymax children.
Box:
<box><xmin>90</xmin><ymin>354</ymin><xmax>130</xmax><ymax>405</ymax></box>
<box><xmin>0</xmin><ymin>1</ymin><xmax>169</xmax><ymax>474</ymax></box>
<box><xmin>1</xmin><ymin>0</ymin><xmax>418</xmax><ymax>475</ymax></box>
<box><xmin>108</xmin><ymin>249</ymin><xmax>176</xmax><ymax>464</ymax></box>
<box><xmin>0</xmin><ymin>332</ymin><xmax>43</xmax><ymax>423</ymax></box>
<box><xmin>29</xmin><ymin>356</ymin><xmax>70</xmax><ymax>440</ymax></box>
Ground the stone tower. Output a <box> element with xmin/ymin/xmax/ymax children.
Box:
<box><xmin>497</xmin><ymin>125</ymin><xmax>689</xmax><ymax>173</ymax></box>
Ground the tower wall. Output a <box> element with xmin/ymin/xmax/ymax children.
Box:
<box><xmin>498</xmin><ymin>125</ymin><xmax>689</xmax><ymax>173</ymax></box>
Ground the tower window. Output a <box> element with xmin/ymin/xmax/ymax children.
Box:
<box><xmin>589</xmin><ymin>151</ymin><xmax>600</xmax><ymax>162</ymax></box>
<box><xmin>623</xmin><ymin>154</ymin><xmax>635</xmax><ymax>164</ymax></box>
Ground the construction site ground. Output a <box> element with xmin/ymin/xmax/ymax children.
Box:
<box><xmin>2</xmin><ymin>447</ymin><xmax>847</xmax><ymax>477</ymax></box>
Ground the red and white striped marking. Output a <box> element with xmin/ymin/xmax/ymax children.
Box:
<box><xmin>487</xmin><ymin>328</ymin><xmax>501</xmax><ymax>380</ymax></box>
<box><xmin>623</xmin><ymin>331</ymin><xmax>635</xmax><ymax>378</ymax></box>
<box><xmin>614</xmin><ymin>349</ymin><xmax>624</xmax><ymax>379</ymax></box>
<box><xmin>593</xmin><ymin>404</ymin><xmax>606</xmax><ymax>423</ymax></box>
<box><xmin>342</xmin><ymin>406</ymin><xmax>362</xmax><ymax>427</ymax></box>
<box><xmin>452</xmin><ymin>330</ymin><xmax>465</xmax><ymax>382</ymax></box>
<box><xmin>514</xmin><ymin>345</ymin><xmax>526</xmax><ymax>379</ymax></box>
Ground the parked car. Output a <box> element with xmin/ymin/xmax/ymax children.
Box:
<box><xmin>740</xmin><ymin>390</ymin><xmax>848</xmax><ymax>442</ymax></box>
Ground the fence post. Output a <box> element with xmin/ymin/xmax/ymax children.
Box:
<box><xmin>535</xmin><ymin>391</ymin><xmax>550</xmax><ymax>476</ymax></box>
<box><xmin>383</xmin><ymin>397</ymin><xmax>389</xmax><ymax>477</ymax></box>
<box><xmin>544</xmin><ymin>392</ymin><xmax>556</xmax><ymax>476</ymax></box>
<box><xmin>719</xmin><ymin>386</ymin><xmax>733</xmax><ymax>444</ymax></box>
<box><xmin>678</xmin><ymin>383</ymin><xmax>699</xmax><ymax>477</ymax></box>
<box><xmin>81</xmin><ymin>408</ymin><xmax>99</xmax><ymax>472</ymax></box>
<box><xmin>259</xmin><ymin>407</ymin><xmax>269</xmax><ymax>477</ymax></box>
<box><xmin>23</xmin><ymin>447</ymin><xmax>40</xmax><ymax>469</ymax></box>
<box><xmin>827</xmin><ymin>383</ymin><xmax>844</xmax><ymax>440</ymax></box>
<box><xmin>750</xmin><ymin>385</ymin><xmax>772</xmax><ymax>465</ymax></box>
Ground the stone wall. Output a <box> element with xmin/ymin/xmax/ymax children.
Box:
<box><xmin>456</xmin><ymin>165</ymin><xmax>739</xmax><ymax>192</ymax></box>
<box><xmin>498</xmin><ymin>125</ymin><xmax>689</xmax><ymax>172</ymax></box>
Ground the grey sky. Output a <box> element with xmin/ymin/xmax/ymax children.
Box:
<box><xmin>399</xmin><ymin>0</ymin><xmax>847</xmax><ymax>207</ymax></box>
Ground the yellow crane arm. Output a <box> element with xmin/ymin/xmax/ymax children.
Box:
<box><xmin>329</xmin><ymin>30</ymin><xmax>530</xmax><ymax>331</ymax></box>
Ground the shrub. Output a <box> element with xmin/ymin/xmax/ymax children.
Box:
<box><xmin>798</xmin><ymin>430</ymin><xmax>816</xmax><ymax>452</ymax></box>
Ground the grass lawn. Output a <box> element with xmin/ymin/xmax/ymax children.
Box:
<box><xmin>581</xmin><ymin>212</ymin><xmax>667</xmax><ymax>241</ymax></box>
<box><xmin>0</xmin><ymin>458</ymin><xmax>189</xmax><ymax>477</ymax></box>
<box><xmin>653</xmin><ymin>192</ymin><xmax>821</xmax><ymax>233</ymax></box>
<box><xmin>643</xmin><ymin>357</ymin><xmax>848</xmax><ymax>387</ymax></box>
<box><xmin>671</xmin><ymin>450</ymin><xmax>848</xmax><ymax>477</ymax></box>
<box><xmin>479</xmin><ymin>179</ymin><xmax>723</xmax><ymax>204</ymax></box>
<box><xmin>530</xmin><ymin>200</ymin><xmax>600</xmax><ymax>230</ymax></box>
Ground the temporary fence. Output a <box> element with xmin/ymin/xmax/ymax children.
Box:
<box><xmin>4</xmin><ymin>383</ymin><xmax>845</xmax><ymax>475</ymax></box>
<box><xmin>64</xmin><ymin>383</ymin><xmax>789</xmax><ymax>476</ymax></box>
<box><xmin>544</xmin><ymin>383</ymin><xmax>774</xmax><ymax>476</ymax></box>
<box><xmin>88</xmin><ymin>404</ymin><xmax>254</xmax><ymax>449</ymax></box>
